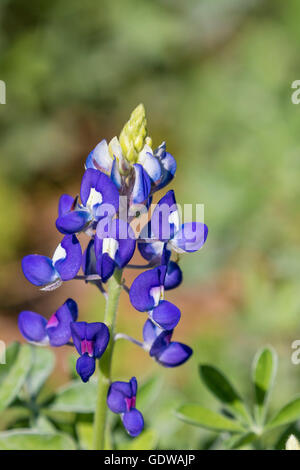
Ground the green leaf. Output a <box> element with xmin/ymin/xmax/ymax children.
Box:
<box><xmin>252</xmin><ymin>346</ymin><xmax>277</xmax><ymax>422</ymax></box>
<box><xmin>176</xmin><ymin>404</ymin><xmax>246</xmax><ymax>433</ymax></box>
<box><xmin>25</xmin><ymin>347</ymin><xmax>55</xmax><ymax>397</ymax></box>
<box><xmin>35</xmin><ymin>415</ymin><xmax>57</xmax><ymax>433</ymax></box>
<box><xmin>117</xmin><ymin>429</ymin><xmax>158</xmax><ymax>450</ymax></box>
<box><xmin>0</xmin><ymin>344</ymin><xmax>32</xmax><ymax>413</ymax></box>
<box><xmin>49</xmin><ymin>381</ymin><xmax>97</xmax><ymax>413</ymax></box>
<box><xmin>0</xmin><ymin>342</ymin><xmax>20</xmax><ymax>383</ymax></box>
<box><xmin>77</xmin><ymin>422</ymin><xmax>93</xmax><ymax>450</ymax></box>
<box><xmin>0</xmin><ymin>430</ymin><xmax>76</xmax><ymax>450</ymax></box>
<box><xmin>0</xmin><ymin>406</ymin><xmax>31</xmax><ymax>431</ymax></box>
<box><xmin>266</xmin><ymin>397</ymin><xmax>300</xmax><ymax>430</ymax></box>
<box><xmin>223</xmin><ymin>432</ymin><xmax>257</xmax><ymax>450</ymax></box>
<box><xmin>199</xmin><ymin>365</ymin><xmax>250</xmax><ymax>423</ymax></box>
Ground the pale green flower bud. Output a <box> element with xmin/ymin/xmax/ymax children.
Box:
<box><xmin>119</xmin><ymin>104</ymin><xmax>148</xmax><ymax>163</ymax></box>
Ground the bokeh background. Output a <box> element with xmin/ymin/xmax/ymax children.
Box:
<box><xmin>1</xmin><ymin>0</ymin><xmax>300</xmax><ymax>449</ymax></box>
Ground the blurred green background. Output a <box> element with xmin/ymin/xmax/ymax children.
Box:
<box><xmin>1</xmin><ymin>0</ymin><xmax>300</xmax><ymax>449</ymax></box>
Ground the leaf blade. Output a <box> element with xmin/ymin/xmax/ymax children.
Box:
<box><xmin>252</xmin><ymin>346</ymin><xmax>277</xmax><ymax>423</ymax></box>
<box><xmin>176</xmin><ymin>404</ymin><xmax>246</xmax><ymax>433</ymax></box>
<box><xmin>199</xmin><ymin>364</ymin><xmax>250</xmax><ymax>423</ymax></box>
<box><xmin>0</xmin><ymin>344</ymin><xmax>32</xmax><ymax>413</ymax></box>
<box><xmin>266</xmin><ymin>397</ymin><xmax>300</xmax><ymax>430</ymax></box>
<box><xmin>0</xmin><ymin>430</ymin><xmax>76</xmax><ymax>450</ymax></box>
<box><xmin>49</xmin><ymin>380</ymin><xmax>97</xmax><ymax>413</ymax></box>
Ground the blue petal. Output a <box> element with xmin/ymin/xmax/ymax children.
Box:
<box><xmin>129</xmin><ymin>266</ymin><xmax>167</xmax><ymax>312</ymax></box>
<box><xmin>138</xmin><ymin>146</ymin><xmax>161</xmax><ymax>183</ymax></box>
<box><xmin>151</xmin><ymin>300</ymin><xmax>181</xmax><ymax>330</ymax></box>
<box><xmin>70</xmin><ymin>321</ymin><xmax>109</xmax><ymax>359</ymax></box>
<box><xmin>53</xmin><ymin>235</ymin><xmax>82</xmax><ymax>281</ymax></box>
<box><xmin>22</xmin><ymin>255</ymin><xmax>59</xmax><ymax>287</ymax></box>
<box><xmin>80</xmin><ymin>169</ymin><xmax>101</xmax><ymax>206</ymax></box>
<box><xmin>76</xmin><ymin>354</ymin><xmax>96</xmax><ymax>382</ymax></box>
<box><xmin>107</xmin><ymin>382</ymin><xmax>130</xmax><ymax>414</ymax></box>
<box><xmin>138</xmin><ymin>240</ymin><xmax>164</xmax><ymax>263</ymax></box>
<box><xmin>122</xmin><ymin>409</ymin><xmax>144</xmax><ymax>437</ymax></box>
<box><xmin>142</xmin><ymin>319</ymin><xmax>159</xmax><ymax>346</ymax></box>
<box><xmin>58</xmin><ymin>194</ymin><xmax>74</xmax><ymax>217</ymax></box>
<box><xmin>56</xmin><ymin>209</ymin><xmax>91</xmax><ymax>235</ymax></box>
<box><xmin>70</xmin><ymin>321</ymin><xmax>86</xmax><ymax>354</ymax></box>
<box><xmin>18</xmin><ymin>311</ymin><xmax>48</xmax><ymax>344</ymax></box>
<box><xmin>86</xmin><ymin>322</ymin><xmax>110</xmax><ymax>359</ymax></box>
<box><xmin>131</xmin><ymin>164</ymin><xmax>151</xmax><ymax>204</ymax></box>
<box><xmin>154</xmin><ymin>142</ymin><xmax>177</xmax><ymax>191</ymax></box>
<box><xmin>156</xmin><ymin>342</ymin><xmax>193</xmax><ymax>367</ymax></box>
<box><xmin>85</xmin><ymin>139</ymin><xmax>112</xmax><ymax>173</ymax></box>
<box><xmin>96</xmin><ymin>252</ymin><xmax>115</xmax><ymax>283</ymax></box>
<box><xmin>164</xmin><ymin>261</ymin><xmax>182</xmax><ymax>290</ymax></box>
<box><xmin>151</xmin><ymin>190</ymin><xmax>180</xmax><ymax>242</ymax></box>
<box><xmin>96</xmin><ymin>219</ymin><xmax>136</xmax><ymax>269</ymax></box>
<box><xmin>130</xmin><ymin>377</ymin><xmax>137</xmax><ymax>397</ymax></box>
<box><xmin>46</xmin><ymin>298</ymin><xmax>78</xmax><ymax>347</ymax></box>
<box><xmin>82</xmin><ymin>239</ymin><xmax>97</xmax><ymax>276</ymax></box>
<box><xmin>80</xmin><ymin>168</ymin><xmax>119</xmax><ymax>215</ymax></box>
<box><xmin>149</xmin><ymin>329</ymin><xmax>173</xmax><ymax>357</ymax></box>
<box><xmin>170</xmin><ymin>222</ymin><xmax>208</xmax><ymax>253</ymax></box>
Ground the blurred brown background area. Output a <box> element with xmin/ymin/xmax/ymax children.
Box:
<box><xmin>1</xmin><ymin>0</ymin><xmax>300</xmax><ymax>448</ymax></box>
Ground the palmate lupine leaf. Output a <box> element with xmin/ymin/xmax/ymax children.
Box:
<box><xmin>0</xmin><ymin>343</ymin><xmax>32</xmax><ymax>413</ymax></box>
<box><xmin>252</xmin><ymin>346</ymin><xmax>277</xmax><ymax>424</ymax></box>
<box><xmin>199</xmin><ymin>365</ymin><xmax>251</xmax><ymax>425</ymax></box>
<box><xmin>176</xmin><ymin>404</ymin><xmax>246</xmax><ymax>433</ymax></box>
<box><xmin>24</xmin><ymin>347</ymin><xmax>55</xmax><ymax>398</ymax></box>
<box><xmin>265</xmin><ymin>397</ymin><xmax>300</xmax><ymax>431</ymax></box>
<box><xmin>0</xmin><ymin>430</ymin><xmax>76</xmax><ymax>450</ymax></box>
<box><xmin>48</xmin><ymin>380</ymin><xmax>97</xmax><ymax>413</ymax></box>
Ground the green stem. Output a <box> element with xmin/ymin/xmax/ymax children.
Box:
<box><xmin>93</xmin><ymin>268</ymin><xmax>123</xmax><ymax>450</ymax></box>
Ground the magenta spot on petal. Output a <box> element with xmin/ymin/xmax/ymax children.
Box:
<box><xmin>81</xmin><ymin>339</ymin><xmax>94</xmax><ymax>356</ymax></box>
<box><xmin>46</xmin><ymin>314</ymin><xmax>59</xmax><ymax>329</ymax></box>
<box><xmin>125</xmin><ymin>396</ymin><xmax>136</xmax><ymax>411</ymax></box>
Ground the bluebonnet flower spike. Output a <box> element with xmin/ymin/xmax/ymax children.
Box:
<box><xmin>71</xmin><ymin>321</ymin><xmax>110</xmax><ymax>382</ymax></box>
<box><xmin>143</xmin><ymin>320</ymin><xmax>192</xmax><ymax>367</ymax></box>
<box><xmin>107</xmin><ymin>377</ymin><xmax>144</xmax><ymax>437</ymax></box>
<box><xmin>18</xmin><ymin>299</ymin><xmax>78</xmax><ymax>347</ymax></box>
<box><xmin>22</xmin><ymin>235</ymin><xmax>82</xmax><ymax>288</ymax></box>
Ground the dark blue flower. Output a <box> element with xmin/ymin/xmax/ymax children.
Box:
<box><xmin>70</xmin><ymin>321</ymin><xmax>110</xmax><ymax>382</ymax></box>
<box><xmin>131</xmin><ymin>164</ymin><xmax>152</xmax><ymax>205</ymax></box>
<box><xmin>152</xmin><ymin>142</ymin><xmax>177</xmax><ymax>191</ymax></box>
<box><xmin>143</xmin><ymin>319</ymin><xmax>192</xmax><ymax>367</ymax></box>
<box><xmin>94</xmin><ymin>218</ymin><xmax>136</xmax><ymax>282</ymax></box>
<box><xmin>129</xmin><ymin>265</ymin><xmax>181</xmax><ymax>330</ymax></box>
<box><xmin>150</xmin><ymin>190</ymin><xmax>208</xmax><ymax>252</ymax></box>
<box><xmin>22</xmin><ymin>235</ymin><xmax>82</xmax><ymax>289</ymax></box>
<box><xmin>56</xmin><ymin>168</ymin><xmax>119</xmax><ymax>235</ymax></box>
<box><xmin>107</xmin><ymin>377</ymin><xmax>144</xmax><ymax>437</ymax></box>
<box><xmin>18</xmin><ymin>299</ymin><xmax>78</xmax><ymax>347</ymax></box>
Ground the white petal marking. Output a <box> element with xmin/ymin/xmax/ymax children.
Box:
<box><xmin>52</xmin><ymin>243</ymin><xmax>67</xmax><ymax>263</ymax></box>
<box><xmin>102</xmin><ymin>237</ymin><xmax>119</xmax><ymax>260</ymax></box>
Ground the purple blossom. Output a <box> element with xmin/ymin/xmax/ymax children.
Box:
<box><xmin>22</xmin><ymin>235</ymin><xmax>82</xmax><ymax>289</ymax></box>
<box><xmin>18</xmin><ymin>299</ymin><xmax>78</xmax><ymax>347</ymax></box>
<box><xmin>70</xmin><ymin>321</ymin><xmax>110</xmax><ymax>382</ymax></box>
<box><xmin>107</xmin><ymin>377</ymin><xmax>144</xmax><ymax>437</ymax></box>
<box><xmin>143</xmin><ymin>320</ymin><xmax>192</xmax><ymax>367</ymax></box>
